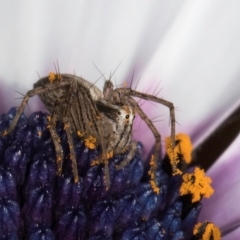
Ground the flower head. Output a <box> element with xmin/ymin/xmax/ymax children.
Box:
<box><xmin>0</xmin><ymin>108</ymin><xmax>220</xmax><ymax>239</ymax></box>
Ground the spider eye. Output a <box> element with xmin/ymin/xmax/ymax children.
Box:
<box><xmin>125</xmin><ymin>115</ymin><xmax>129</xmax><ymax>119</ymax></box>
<box><xmin>118</xmin><ymin>111</ymin><xmax>121</xmax><ymax>115</ymax></box>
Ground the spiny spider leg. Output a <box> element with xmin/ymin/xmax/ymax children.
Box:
<box><xmin>1</xmin><ymin>80</ymin><xmax>73</xmax><ymax>136</ymax></box>
<box><xmin>57</xmin><ymin>76</ymin><xmax>110</xmax><ymax>187</ymax></box>
<box><xmin>60</xmin><ymin>80</ymin><xmax>80</xmax><ymax>182</ymax></box>
<box><xmin>63</xmin><ymin>116</ymin><xmax>79</xmax><ymax>183</ymax></box>
<box><xmin>126</xmin><ymin>97</ymin><xmax>161</xmax><ymax>192</ymax></box>
<box><xmin>66</xmin><ymin>79</ymin><xmax>87</xmax><ymax>134</ymax></box>
<box><xmin>75</xmin><ymin>84</ymin><xmax>110</xmax><ymax>188</ymax></box>
<box><xmin>115</xmin><ymin>88</ymin><xmax>175</xmax><ymax>144</ymax></box>
<box><xmin>116</xmin><ymin>88</ymin><xmax>176</xmax><ymax>172</ymax></box>
<box><xmin>118</xmin><ymin>89</ymin><xmax>175</xmax><ymax>141</ymax></box>
<box><xmin>115</xmin><ymin>142</ymin><xmax>137</xmax><ymax>170</ymax></box>
<box><xmin>47</xmin><ymin>107</ymin><xmax>64</xmax><ymax>176</ymax></box>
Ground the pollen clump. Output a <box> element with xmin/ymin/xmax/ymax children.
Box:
<box><xmin>193</xmin><ymin>222</ymin><xmax>221</xmax><ymax>240</ymax></box>
<box><xmin>149</xmin><ymin>180</ymin><xmax>160</xmax><ymax>194</ymax></box>
<box><xmin>84</xmin><ymin>135</ymin><xmax>97</xmax><ymax>149</ymax></box>
<box><xmin>180</xmin><ymin>167</ymin><xmax>214</xmax><ymax>202</ymax></box>
<box><xmin>48</xmin><ymin>72</ymin><xmax>62</xmax><ymax>82</ymax></box>
<box><xmin>91</xmin><ymin>159</ymin><xmax>101</xmax><ymax>166</ymax></box>
<box><xmin>176</xmin><ymin>133</ymin><xmax>193</xmax><ymax>163</ymax></box>
<box><xmin>148</xmin><ymin>155</ymin><xmax>160</xmax><ymax>194</ymax></box>
<box><xmin>48</xmin><ymin>72</ymin><xmax>56</xmax><ymax>83</ymax></box>
<box><xmin>165</xmin><ymin>133</ymin><xmax>193</xmax><ymax>175</ymax></box>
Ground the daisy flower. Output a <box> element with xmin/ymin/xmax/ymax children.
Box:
<box><xmin>0</xmin><ymin>1</ymin><xmax>240</xmax><ymax>239</ymax></box>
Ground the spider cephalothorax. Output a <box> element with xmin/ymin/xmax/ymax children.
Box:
<box><xmin>100</xmin><ymin>79</ymin><xmax>176</xmax><ymax>193</ymax></box>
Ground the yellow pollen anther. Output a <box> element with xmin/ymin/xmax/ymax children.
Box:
<box><xmin>37</xmin><ymin>131</ymin><xmax>42</xmax><ymax>137</ymax></box>
<box><xmin>84</xmin><ymin>135</ymin><xmax>97</xmax><ymax>149</ymax></box>
<box><xmin>180</xmin><ymin>167</ymin><xmax>214</xmax><ymax>202</ymax></box>
<box><xmin>193</xmin><ymin>222</ymin><xmax>221</xmax><ymax>240</ymax></box>
<box><xmin>165</xmin><ymin>133</ymin><xmax>193</xmax><ymax>175</ymax></box>
<box><xmin>176</xmin><ymin>133</ymin><xmax>193</xmax><ymax>163</ymax></box>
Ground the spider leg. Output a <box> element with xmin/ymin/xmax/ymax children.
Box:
<box><xmin>1</xmin><ymin>88</ymin><xmax>40</xmax><ymax>135</ymax></box>
<box><xmin>126</xmin><ymin>97</ymin><xmax>161</xmax><ymax>193</ymax></box>
<box><xmin>117</xmin><ymin>88</ymin><xmax>176</xmax><ymax>173</ymax></box>
<box><xmin>58</xmin><ymin>80</ymin><xmax>80</xmax><ymax>183</ymax></box>
<box><xmin>115</xmin><ymin>141</ymin><xmax>137</xmax><ymax>170</ymax></box>
<box><xmin>63</xmin><ymin>116</ymin><xmax>79</xmax><ymax>183</ymax></box>
<box><xmin>2</xmin><ymin>80</ymin><xmax>73</xmax><ymax>136</ymax></box>
<box><xmin>47</xmin><ymin>108</ymin><xmax>64</xmax><ymax>177</ymax></box>
<box><xmin>74</xmin><ymin>83</ymin><xmax>111</xmax><ymax>189</ymax></box>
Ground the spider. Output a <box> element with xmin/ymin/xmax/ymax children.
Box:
<box><xmin>1</xmin><ymin>71</ymin><xmax>137</xmax><ymax>190</ymax></box>
<box><xmin>2</xmin><ymin>71</ymin><xmax>176</xmax><ymax>193</ymax></box>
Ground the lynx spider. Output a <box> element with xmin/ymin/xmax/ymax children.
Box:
<box><xmin>1</xmin><ymin>68</ymin><xmax>137</xmax><ymax>190</ymax></box>
<box><xmin>2</xmin><ymin>68</ymin><xmax>176</xmax><ymax>193</ymax></box>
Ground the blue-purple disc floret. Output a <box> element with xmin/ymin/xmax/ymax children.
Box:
<box><xmin>0</xmin><ymin>108</ymin><xmax>202</xmax><ymax>240</ymax></box>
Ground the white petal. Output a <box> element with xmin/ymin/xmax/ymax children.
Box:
<box><xmin>0</xmin><ymin>1</ymin><xmax>184</xmax><ymax>114</ymax></box>
<box><xmin>132</xmin><ymin>1</ymin><xmax>240</xmax><ymax>156</ymax></box>
<box><xmin>0</xmin><ymin>1</ymin><xmax>239</xmax><ymax>158</ymax></box>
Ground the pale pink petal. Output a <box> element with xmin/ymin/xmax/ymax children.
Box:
<box><xmin>222</xmin><ymin>228</ymin><xmax>240</xmax><ymax>240</ymax></box>
<box><xmin>133</xmin><ymin>1</ymin><xmax>240</xmax><ymax>156</ymax></box>
<box><xmin>199</xmin><ymin>134</ymin><xmax>240</xmax><ymax>238</ymax></box>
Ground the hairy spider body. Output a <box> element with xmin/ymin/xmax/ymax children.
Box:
<box><xmin>95</xmin><ymin>100</ymin><xmax>137</xmax><ymax>170</ymax></box>
<box><xmin>2</xmin><ymin>73</ymin><xmax>110</xmax><ymax>185</ymax></box>
<box><xmin>2</xmin><ymin>70</ymin><xmax>176</xmax><ymax>194</ymax></box>
<box><xmin>100</xmin><ymin>80</ymin><xmax>176</xmax><ymax>193</ymax></box>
